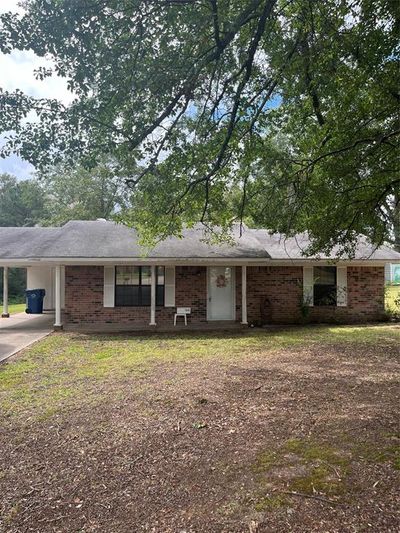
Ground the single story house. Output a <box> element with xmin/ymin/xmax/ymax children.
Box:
<box><xmin>1</xmin><ymin>220</ymin><xmax>400</xmax><ymax>330</ymax></box>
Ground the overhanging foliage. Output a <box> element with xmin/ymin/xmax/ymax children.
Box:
<box><xmin>0</xmin><ymin>0</ymin><xmax>399</xmax><ymax>253</ymax></box>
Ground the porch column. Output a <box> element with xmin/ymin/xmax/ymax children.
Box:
<box><xmin>2</xmin><ymin>267</ymin><xmax>9</xmax><ymax>318</ymax></box>
<box><xmin>241</xmin><ymin>265</ymin><xmax>248</xmax><ymax>325</ymax></box>
<box><xmin>54</xmin><ymin>265</ymin><xmax>63</xmax><ymax>330</ymax></box>
<box><xmin>150</xmin><ymin>265</ymin><xmax>156</xmax><ymax>326</ymax></box>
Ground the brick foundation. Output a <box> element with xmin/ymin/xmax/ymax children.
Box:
<box><xmin>64</xmin><ymin>265</ymin><xmax>385</xmax><ymax>328</ymax></box>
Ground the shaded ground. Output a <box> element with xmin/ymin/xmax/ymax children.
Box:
<box><xmin>0</xmin><ymin>325</ymin><xmax>399</xmax><ymax>532</ymax></box>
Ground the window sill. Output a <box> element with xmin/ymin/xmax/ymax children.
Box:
<box><xmin>114</xmin><ymin>305</ymin><xmax>165</xmax><ymax>308</ymax></box>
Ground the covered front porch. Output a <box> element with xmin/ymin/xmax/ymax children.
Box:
<box><xmin>2</xmin><ymin>263</ymin><xmax>250</xmax><ymax>331</ymax></box>
<box><xmin>64</xmin><ymin>264</ymin><xmax>251</xmax><ymax>331</ymax></box>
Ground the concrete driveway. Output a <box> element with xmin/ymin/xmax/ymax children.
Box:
<box><xmin>0</xmin><ymin>312</ymin><xmax>53</xmax><ymax>363</ymax></box>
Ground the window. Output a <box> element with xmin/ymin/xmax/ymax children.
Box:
<box><xmin>313</xmin><ymin>266</ymin><xmax>336</xmax><ymax>306</ymax></box>
<box><xmin>115</xmin><ymin>266</ymin><xmax>164</xmax><ymax>306</ymax></box>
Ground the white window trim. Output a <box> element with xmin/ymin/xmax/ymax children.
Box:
<box><xmin>304</xmin><ymin>265</ymin><xmax>348</xmax><ymax>307</ymax></box>
<box><xmin>103</xmin><ymin>266</ymin><xmax>115</xmax><ymax>307</ymax></box>
<box><xmin>164</xmin><ymin>266</ymin><xmax>176</xmax><ymax>307</ymax></box>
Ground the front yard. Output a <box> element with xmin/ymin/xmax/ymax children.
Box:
<box><xmin>0</xmin><ymin>325</ymin><xmax>399</xmax><ymax>532</ymax></box>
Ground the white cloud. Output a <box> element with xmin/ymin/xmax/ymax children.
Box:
<box><xmin>0</xmin><ymin>153</ymin><xmax>34</xmax><ymax>179</ymax></box>
<box><xmin>0</xmin><ymin>0</ymin><xmax>74</xmax><ymax>104</ymax></box>
<box><xmin>0</xmin><ymin>50</ymin><xmax>74</xmax><ymax>103</ymax></box>
<box><xmin>0</xmin><ymin>0</ymin><xmax>75</xmax><ymax>177</ymax></box>
<box><xmin>0</xmin><ymin>0</ymin><xmax>24</xmax><ymax>15</ymax></box>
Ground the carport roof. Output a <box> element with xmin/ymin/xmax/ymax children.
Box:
<box><xmin>0</xmin><ymin>220</ymin><xmax>399</xmax><ymax>262</ymax></box>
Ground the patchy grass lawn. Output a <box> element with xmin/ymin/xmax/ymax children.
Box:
<box><xmin>0</xmin><ymin>325</ymin><xmax>399</xmax><ymax>532</ymax></box>
<box><xmin>1</xmin><ymin>302</ymin><xmax>26</xmax><ymax>315</ymax></box>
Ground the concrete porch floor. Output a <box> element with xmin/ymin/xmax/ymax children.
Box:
<box><xmin>64</xmin><ymin>320</ymin><xmax>246</xmax><ymax>334</ymax></box>
<box><xmin>0</xmin><ymin>312</ymin><xmax>54</xmax><ymax>363</ymax></box>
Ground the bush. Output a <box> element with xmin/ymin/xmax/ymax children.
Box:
<box><xmin>385</xmin><ymin>284</ymin><xmax>400</xmax><ymax>321</ymax></box>
<box><xmin>0</xmin><ymin>268</ymin><xmax>26</xmax><ymax>302</ymax></box>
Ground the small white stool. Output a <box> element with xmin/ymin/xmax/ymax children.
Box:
<box><xmin>174</xmin><ymin>307</ymin><xmax>191</xmax><ymax>326</ymax></box>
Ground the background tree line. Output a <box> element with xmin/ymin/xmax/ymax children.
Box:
<box><xmin>0</xmin><ymin>161</ymin><xmax>129</xmax><ymax>301</ymax></box>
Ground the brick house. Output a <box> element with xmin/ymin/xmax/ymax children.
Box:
<box><xmin>1</xmin><ymin>220</ymin><xmax>399</xmax><ymax>330</ymax></box>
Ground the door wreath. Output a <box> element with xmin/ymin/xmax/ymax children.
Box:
<box><xmin>216</xmin><ymin>274</ymin><xmax>227</xmax><ymax>288</ymax></box>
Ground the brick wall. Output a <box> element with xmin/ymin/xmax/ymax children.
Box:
<box><xmin>64</xmin><ymin>265</ymin><xmax>385</xmax><ymax>327</ymax></box>
<box><xmin>175</xmin><ymin>266</ymin><xmax>207</xmax><ymax>323</ymax></box>
<box><xmin>244</xmin><ymin>266</ymin><xmax>303</xmax><ymax>324</ymax></box>
<box><xmin>64</xmin><ymin>265</ymin><xmax>208</xmax><ymax>327</ymax></box>
<box><xmin>309</xmin><ymin>266</ymin><xmax>385</xmax><ymax>323</ymax></box>
<box><xmin>236</xmin><ymin>265</ymin><xmax>385</xmax><ymax>324</ymax></box>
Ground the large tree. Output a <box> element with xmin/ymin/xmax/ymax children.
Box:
<box><xmin>0</xmin><ymin>173</ymin><xmax>47</xmax><ymax>227</ymax></box>
<box><xmin>0</xmin><ymin>165</ymin><xmax>128</xmax><ymax>300</ymax></box>
<box><xmin>0</xmin><ymin>0</ymin><xmax>399</xmax><ymax>253</ymax></box>
<box><xmin>39</xmin><ymin>159</ymin><xmax>130</xmax><ymax>226</ymax></box>
<box><xmin>388</xmin><ymin>192</ymin><xmax>400</xmax><ymax>252</ymax></box>
<box><xmin>0</xmin><ymin>173</ymin><xmax>48</xmax><ymax>301</ymax></box>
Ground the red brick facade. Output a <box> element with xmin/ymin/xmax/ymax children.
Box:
<box><xmin>64</xmin><ymin>266</ymin><xmax>208</xmax><ymax>327</ymax></box>
<box><xmin>309</xmin><ymin>266</ymin><xmax>385</xmax><ymax>323</ymax></box>
<box><xmin>241</xmin><ymin>265</ymin><xmax>385</xmax><ymax>324</ymax></box>
<box><xmin>64</xmin><ymin>265</ymin><xmax>385</xmax><ymax>328</ymax></box>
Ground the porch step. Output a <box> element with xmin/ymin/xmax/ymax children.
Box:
<box><xmin>65</xmin><ymin>320</ymin><xmax>244</xmax><ymax>334</ymax></box>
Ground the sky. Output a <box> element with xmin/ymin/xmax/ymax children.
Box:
<box><xmin>0</xmin><ymin>1</ymin><xmax>282</xmax><ymax>181</ymax></box>
<box><xmin>0</xmin><ymin>0</ymin><xmax>73</xmax><ymax>180</ymax></box>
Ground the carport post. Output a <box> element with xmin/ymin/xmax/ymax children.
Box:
<box><xmin>150</xmin><ymin>265</ymin><xmax>156</xmax><ymax>326</ymax></box>
<box><xmin>241</xmin><ymin>265</ymin><xmax>248</xmax><ymax>325</ymax></box>
<box><xmin>54</xmin><ymin>265</ymin><xmax>63</xmax><ymax>330</ymax></box>
<box><xmin>2</xmin><ymin>266</ymin><xmax>9</xmax><ymax>318</ymax></box>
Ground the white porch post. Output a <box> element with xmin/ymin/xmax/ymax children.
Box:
<box><xmin>2</xmin><ymin>266</ymin><xmax>9</xmax><ymax>318</ymax></box>
<box><xmin>241</xmin><ymin>265</ymin><xmax>248</xmax><ymax>325</ymax></box>
<box><xmin>150</xmin><ymin>265</ymin><xmax>156</xmax><ymax>326</ymax></box>
<box><xmin>54</xmin><ymin>265</ymin><xmax>63</xmax><ymax>330</ymax></box>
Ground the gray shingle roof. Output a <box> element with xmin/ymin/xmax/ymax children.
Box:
<box><xmin>0</xmin><ymin>220</ymin><xmax>399</xmax><ymax>261</ymax></box>
<box><xmin>251</xmin><ymin>230</ymin><xmax>400</xmax><ymax>260</ymax></box>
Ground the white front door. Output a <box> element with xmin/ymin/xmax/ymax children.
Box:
<box><xmin>207</xmin><ymin>267</ymin><xmax>235</xmax><ymax>320</ymax></box>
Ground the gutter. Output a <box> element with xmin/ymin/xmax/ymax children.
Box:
<box><xmin>0</xmin><ymin>257</ymin><xmax>395</xmax><ymax>267</ymax></box>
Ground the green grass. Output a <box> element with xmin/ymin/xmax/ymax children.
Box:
<box><xmin>254</xmin><ymin>494</ymin><xmax>289</xmax><ymax>511</ymax></box>
<box><xmin>253</xmin><ymin>434</ymin><xmax>399</xmax><ymax>507</ymax></box>
<box><xmin>253</xmin><ymin>438</ymin><xmax>351</xmax><ymax>507</ymax></box>
<box><xmin>354</xmin><ymin>441</ymin><xmax>400</xmax><ymax>470</ymax></box>
<box><xmin>0</xmin><ymin>302</ymin><xmax>26</xmax><ymax>315</ymax></box>
<box><xmin>0</xmin><ymin>324</ymin><xmax>399</xmax><ymax>421</ymax></box>
<box><xmin>8</xmin><ymin>303</ymin><xmax>26</xmax><ymax>315</ymax></box>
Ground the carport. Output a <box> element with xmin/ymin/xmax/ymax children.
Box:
<box><xmin>0</xmin><ymin>226</ymin><xmax>66</xmax><ymax>330</ymax></box>
<box><xmin>1</xmin><ymin>263</ymin><xmax>65</xmax><ymax>330</ymax></box>
<box><xmin>1</xmin><ymin>261</ymin><xmax>57</xmax><ymax>362</ymax></box>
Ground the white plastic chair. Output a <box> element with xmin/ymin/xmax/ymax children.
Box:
<box><xmin>174</xmin><ymin>307</ymin><xmax>191</xmax><ymax>326</ymax></box>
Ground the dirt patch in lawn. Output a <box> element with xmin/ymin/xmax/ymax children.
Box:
<box><xmin>0</xmin><ymin>325</ymin><xmax>399</xmax><ymax>532</ymax></box>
